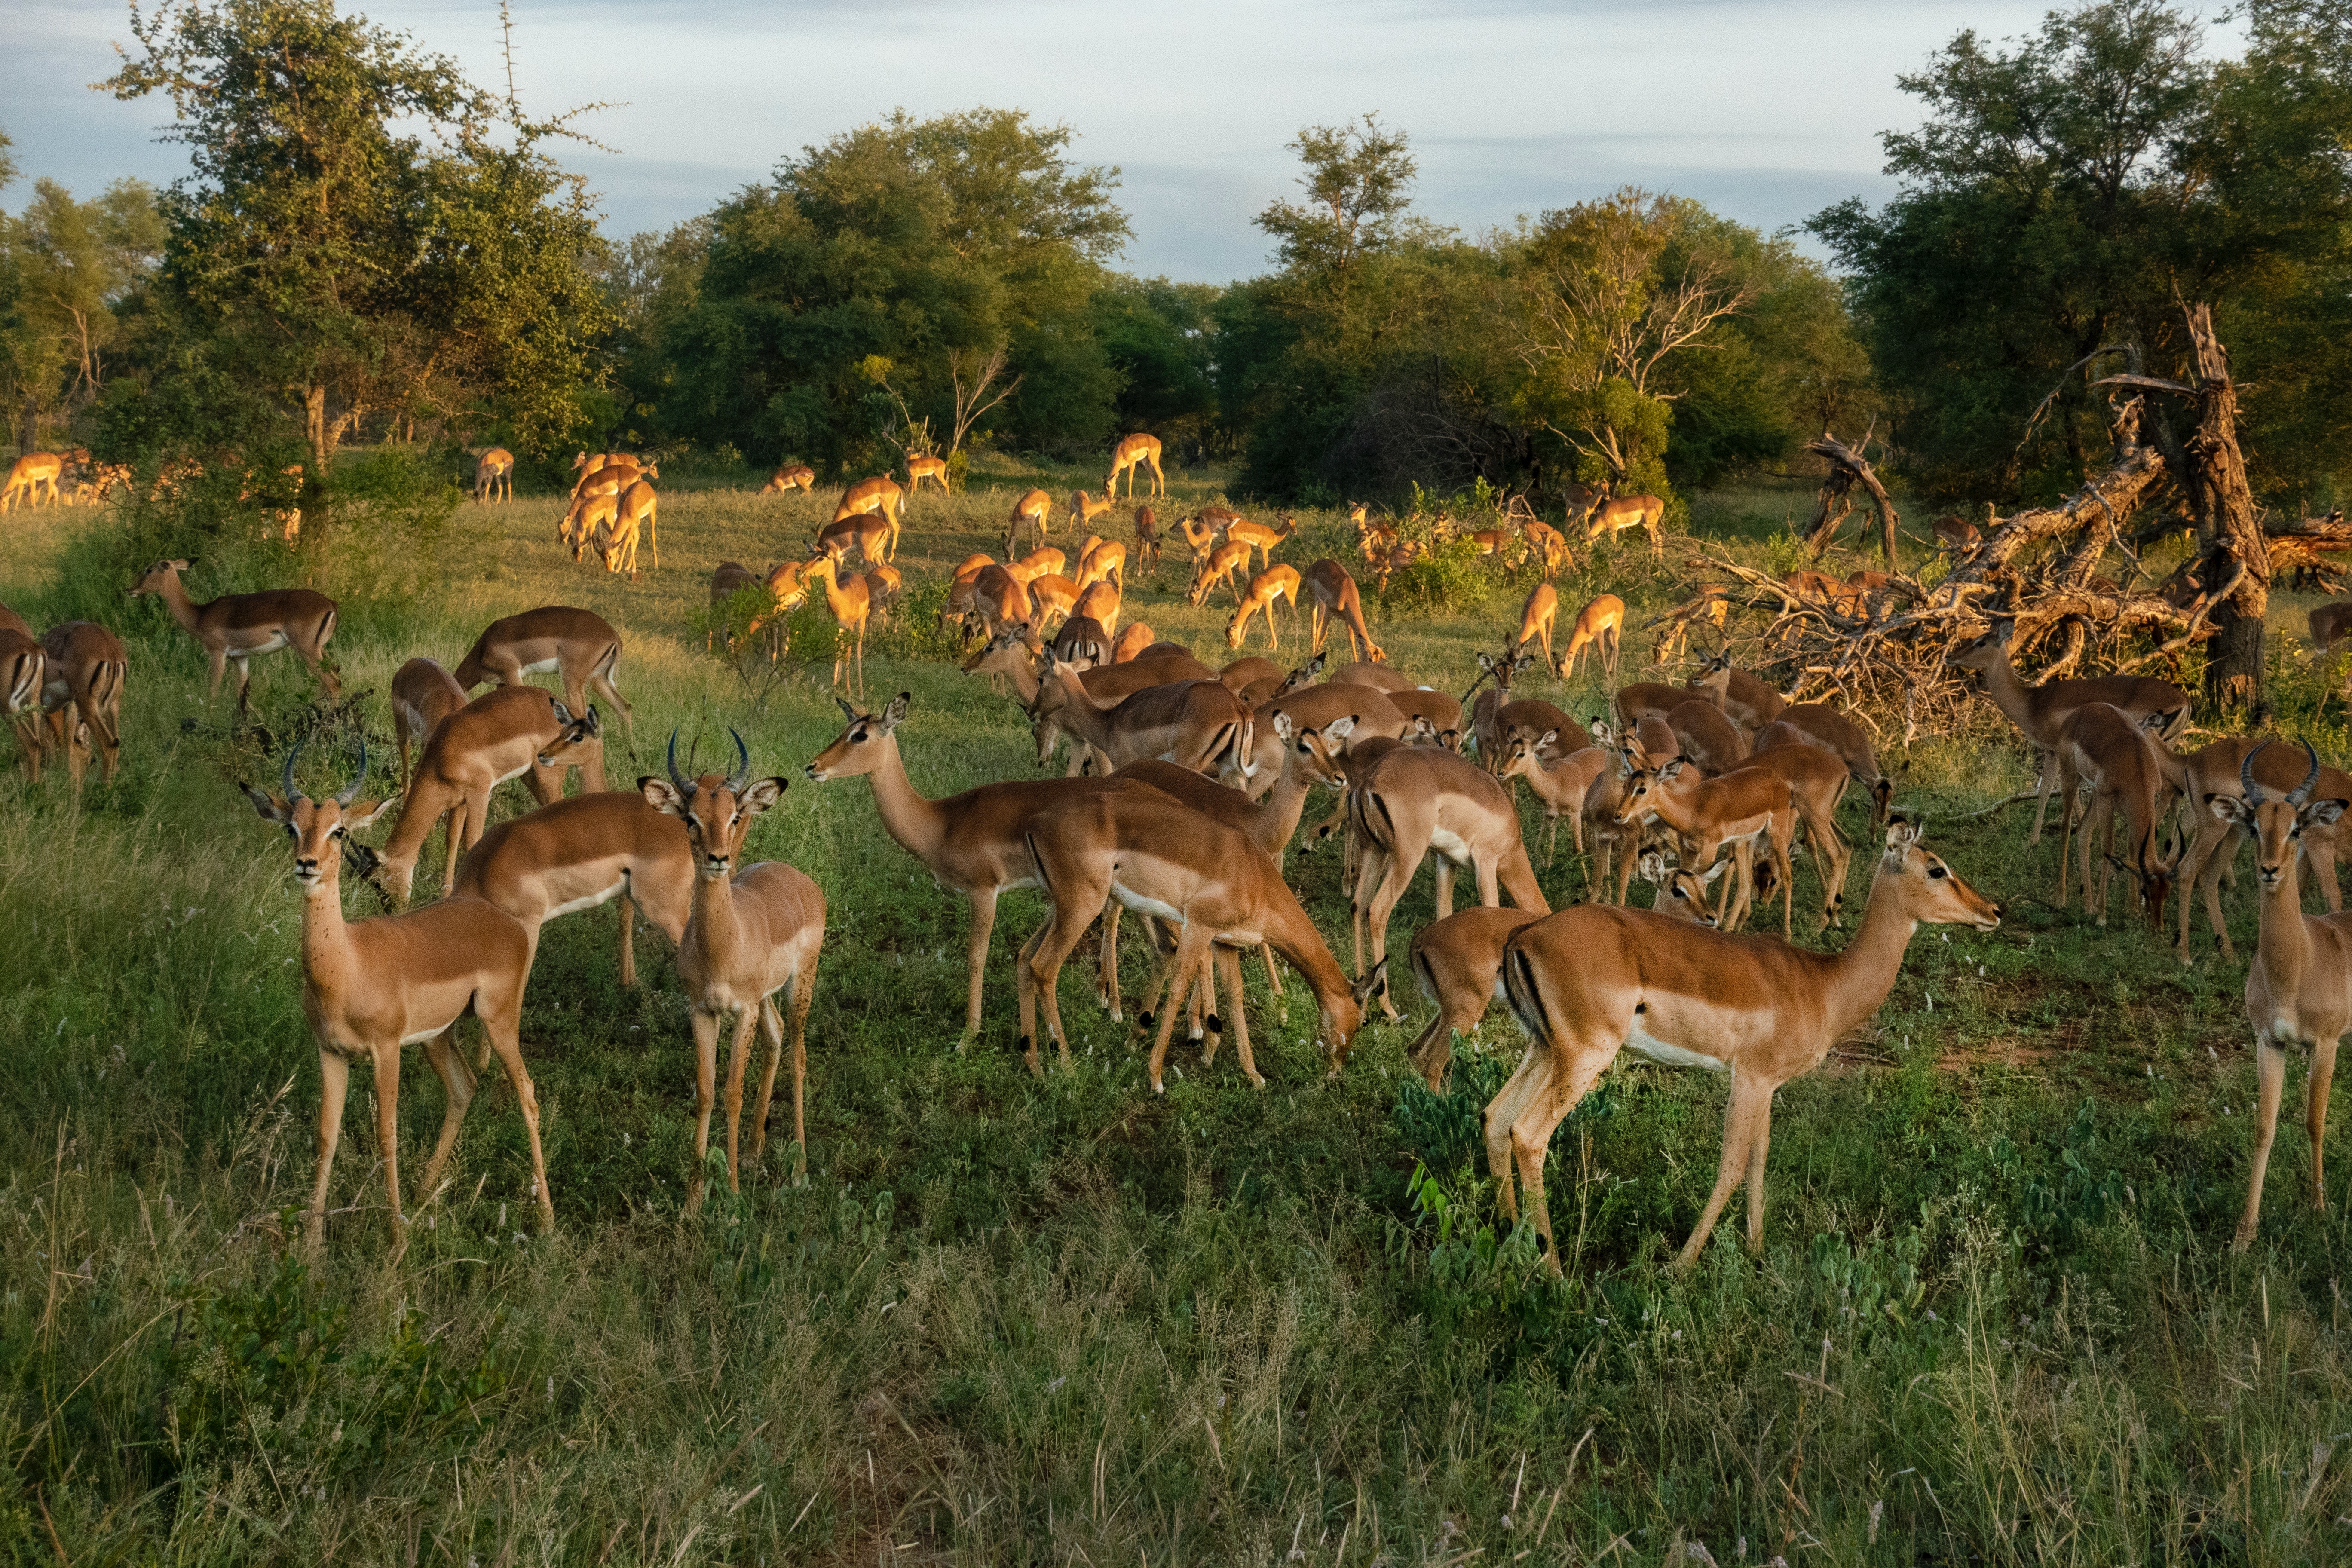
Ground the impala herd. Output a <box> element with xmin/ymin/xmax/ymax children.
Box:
<box><xmin>10</xmin><ymin>431</ymin><xmax>2351</xmax><ymax>1285</ymax></box>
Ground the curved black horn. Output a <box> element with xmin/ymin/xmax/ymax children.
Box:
<box><xmin>666</xmin><ymin>729</ymin><xmax>692</xmax><ymax>797</ymax></box>
<box><xmin>2242</xmin><ymin>740</ymin><xmax>2271</xmax><ymax>804</ymax></box>
<box><xmin>282</xmin><ymin>741</ymin><xmax>305</xmax><ymax>803</ymax></box>
<box><xmin>2290</xmin><ymin>739</ymin><xmax>2323</xmax><ymax>807</ymax></box>
<box><xmin>726</xmin><ymin>728</ymin><xmax>752</xmax><ymax>794</ymax></box>
<box><xmin>336</xmin><ymin>732</ymin><xmax>367</xmax><ymax>805</ymax></box>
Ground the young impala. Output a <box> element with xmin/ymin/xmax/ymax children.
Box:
<box><xmin>1491</xmin><ymin>819</ymin><xmax>1999</xmax><ymax>1272</ymax></box>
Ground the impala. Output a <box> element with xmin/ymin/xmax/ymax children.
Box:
<box><xmin>1225</xmin><ymin>514</ymin><xmax>1296</xmax><ymax>570</ymax></box>
<box><xmin>1614</xmin><ymin>756</ymin><xmax>1798</xmax><ymax>934</ymax></box>
<box><xmin>0</xmin><ymin>617</ymin><xmax>43</xmax><ymax>776</ymax></box>
<box><xmin>1691</xmin><ymin>657</ymin><xmax>1787</xmax><ymax>734</ymax></box>
<box><xmin>1008</xmin><ymin>487</ymin><xmax>1055</xmax><ymax>552</ymax></box>
<box><xmin>1578</xmin><ymin>492</ymin><xmax>1666</xmax><ymax>555</ymax></box>
<box><xmin>1111</xmin><ymin>622</ymin><xmax>1157</xmax><ymax>663</ymax></box>
<box><xmin>1018</xmin><ymin>787</ymin><xmax>1380</xmax><ymax>1089</ymax></box>
<box><xmin>452</xmin><ymin>784</ymin><xmax>692</xmax><ymax>990</ymax></box>
<box><xmin>562</xmin><ymin>459</ymin><xmax>648</xmax><ymax>546</ymax></box>
<box><xmin>805</xmin><ymin>555</ymin><xmax>872</xmax><ymax>698</ymax></box>
<box><xmin>1107</xmin><ymin>432</ymin><xmax>1165</xmax><ymax>499</ymax></box>
<box><xmin>453</xmin><ymin>605</ymin><xmax>632</xmax><ymax>757</ymax></box>
<box><xmin>833</xmin><ymin>476</ymin><xmax>905</xmax><ymax>544</ymax></box>
<box><xmin>1050</xmin><ymin>616</ymin><xmax>1110</xmax><ymax>669</ymax></box>
<box><xmin>2310</xmin><ymin>602</ymin><xmax>2352</xmax><ymax>654</ymax></box>
<box><xmin>1490</xmin><ymin>819</ymin><xmax>1999</xmax><ymax>1272</ymax></box>
<box><xmin>1730</xmin><ymin>737</ymin><xmax>1858</xmax><ymax>929</ymax></box>
<box><xmin>1071</xmin><ymin>577</ymin><xmax>1121</xmax><ymax>635</ymax></box>
<box><xmin>1132</xmin><ymin>506</ymin><xmax>1162</xmax><ymax>573</ymax></box>
<box><xmin>1948</xmin><ymin>621</ymin><xmax>2190</xmax><ymax>842</ymax></box>
<box><xmin>595</xmin><ymin>478</ymin><xmax>657</xmax><ymax>576</ymax></box>
<box><xmin>390</xmin><ymin>656</ymin><xmax>469</xmax><ymax>790</ymax></box>
<box><xmin>2052</xmin><ymin>701</ymin><xmax>2180</xmax><ymax>929</ymax></box>
<box><xmin>1031</xmin><ymin>654</ymin><xmax>1256</xmax><ymax>777</ymax></box>
<box><xmin>1495</xmin><ymin>735</ymin><xmax>1610</xmax><ymax>864</ymax></box>
<box><xmin>130</xmin><ymin>558</ymin><xmax>340</xmax><ymax>713</ymax></box>
<box><xmin>1071</xmin><ymin>489</ymin><xmax>1116</xmax><ymax>531</ymax></box>
<box><xmin>37</xmin><ymin>621</ymin><xmax>127</xmax><ymax>788</ymax></box>
<box><xmin>1404</xmin><ymin>853</ymin><xmax>1717</xmax><ymax>1092</ymax></box>
<box><xmin>1512</xmin><ymin>585</ymin><xmax>1561</xmax><ymax>675</ymax></box>
<box><xmin>1302</xmin><ymin>559</ymin><xmax>1383</xmax><ymax>665</ymax></box>
<box><xmin>1465</xmin><ymin>648</ymin><xmax>1537</xmax><ymax>765</ymax></box>
<box><xmin>905</xmin><ymin>453</ymin><xmax>949</xmax><ymax>497</ymax></box>
<box><xmin>1188</xmin><ymin>540</ymin><xmax>1253</xmax><ymax>607</ymax></box>
<box><xmin>815</xmin><ymin>510</ymin><xmax>893</xmax><ymax>567</ymax></box>
<box><xmin>1664</xmin><ymin>696</ymin><xmax>1748</xmax><ymax>776</ymax></box>
<box><xmin>1348</xmin><ymin>744</ymin><xmax>1550</xmax><ymax>1016</ymax></box>
<box><xmin>2172</xmin><ymin>738</ymin><xmax>2352</xmax><ymax>962</ymax></box>
<box><xmin>1024</xmin><ymin>573</ymin><xmax>1081</xmax><ymax>629</ymax></box>
<box><xmin>1757</xmin><ymin>703</ymin><xmax>1893</xmax><ymax>824</ymax></box>
<box><xmin>643</xmin><ymin>733</ymin><xmax>827</xmax><ymax>1202</ymax></box>
<box><xmin>1176</xmin><ymin>512</ymin><xmax>1221</xmax><ymax>564</ymax></box>
<box><xmin>1</xmin><ymin>452</ymin><xmax>67</xmax><ymax>511</ymax></box>
<box><xmin>1931</xmin><ymin>513</ymin><xmax>1981</xmax><ymax>552</ymax></box>
<box><xmin>1227</xmin><ymin>565</ymin><xmax>1302</xmax><ymax>649</ymax></box>
<box><xmin>361</xmin><ymin>686</ymin><xmax>589</xmax><ymax>904</ymax></box>
<box><xmin>803</xmin><ymin>694</ymin><xmax>1159</xmax><ymax>1040</ymax></box>
<box><xmin>762</xmin><ymin>464</ymin><xmax>817</xmax><ymax>495</ymax></box>
<box><xmin>1563</xmin><ymin>594</ymin><xmax>1624</xmax><ymax>681</ymax></box>
<box><xmin>472</xmin><ymin>447</ymin><xmax>513</xmax><ymax>504</ymax></box>
<box><xmin>1075</xmin><ymin>538</ymin><xmax>1127</xmax><ymax>594</ymax></box>
<box><xmin>2204</xmin><ymin>744</ymin><xmax>2352</xmax><ymax>1249</ymax></box>
<box><xmin>242</xmin><ymin>737</ymin><xmax>551</xmax><ymax>1262</ymax></box>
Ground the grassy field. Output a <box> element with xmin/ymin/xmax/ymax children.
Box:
<box><xmin>4</xmin><ymin>457</ymin><xmax>2352</xmax><ymax>1564</ymax></box>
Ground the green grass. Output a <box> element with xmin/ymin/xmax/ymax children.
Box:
<box><xmin>3</xmin><ymin>461</ymin><xmax>2352</xmax><ymax>1563</ymax></box>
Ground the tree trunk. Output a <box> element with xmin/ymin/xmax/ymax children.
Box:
<box><xmin>2180</xmin><ymin>304</ymin><xmax>2268</xmax><ymax>719</ymax></box>
<box><xmin>1802</xmin><ymin>432</ymin><xmax>1901</xmax><ymax>564</ymax></box>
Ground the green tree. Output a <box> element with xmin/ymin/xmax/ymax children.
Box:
<box><xmin>1090</xmin><ymin>276</ymin><xmax>1221</xmax><ymax>457</ymax></box>
<box><xmin>655</xmin><ymin>107</ymin><xmax>1130</xmax><ymax>472</ymax></box>
<box><xmin>0</xmin><ymin>179</ymin><xmax>165</xmax><ymax>446</ymax></box>
<box><xmin>102</xmin><ymin>0</ymin><xmax>612</xmax><ymax>472</ymax></box>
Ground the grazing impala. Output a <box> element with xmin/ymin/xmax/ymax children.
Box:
<box><xmin>1665</xmin><ymin>697</ymin><xmax>1748</xmax><ymax>776</ymax></box>
<box><xmin>1008</xmin><ymin>487</ymin><xmax>1055</xmax><ymax>552</ymax></box>
<box><xmin>1404</xmin><ymin>852</ymin><xmax>1716</xmax><ymax>1092</ymax></box>
<box><xmin>1577</xmin><ymin>491</ymin><xmax>1666</xmax><ymax>555</ymax></box>
<box><xmin>361</xmin><ymin>686</ymin><xmax>589</xmax><ymax>904</ymax></box>
<box><xmin>1757</xmin><ymin>703</ymin><xmax>1893</xmax><ymax>825</ymax></box>
<box><xmin>1227</xmin><ymin>565</ymin><xmax>1303</xmax><ymax>649</ymax></box>
<box><xmin>472</xmin><ymin>447</ymin><xmax>513</xmax><ymax>503</ymax></box>
<box><xmin>804</xmin><ymin>694</ymin><xmax>1161</xmax><ymax>1040</ymax></box>
<box><xmin>1948</xmin><ymin>621</ymin><xmax>2189</xmax><ymax>842</ymax></box>
<box><xmin>1132</xmin><ymin>507</ymin><xmax>1163</xmax><ymax>573</ymax></box>
<box><xmin>905</xmin><ymin>453</ymin><xmax>949</xmax><ymax>497</ymax></box>
<box><xmin>1106</xmin><ymin>432</ymin><xmax>1165</xmax><ymax>499</ymax></box>
<box><xmin>643</xmin><ymin>733</ymin><xmax>827</xmax><ymax>1201</ymax></box>
<box><xmin>1188</xmin><ymin>539</ymin><xmax>1253</xmax><ymax>607</ymax></box>
<box><xmin>242</xmin><ymin>737</ymin><xmax>551</xmax><ymax>1262</ymax></box>
<box><xmin>1071</xmin><ymin>577</ymin><xmax>1121</xmax><ymax>635</ymax></box>
<box><xmin>1348</xmin><ymin>744</ymin><xmax>1550</xmax><ymax>1016</ymax></box>
<box><xmin>1018</xmin><ymin>786</ymin><xmax>1380</xmax><ymax>1088</ymax></box>
<box><xmin>830</xmin><ymin>478</ymin><xmax>902</xmax><ymax>561</ymax></box>
<box><xmin>130</xmin><ymin>558</ymin><xmax>339</xmax><ymax>713</ymax></box>
<box><xmin>38</xmin><ymin>621</ymin><xmax>127</xmax><ymax>787</ymax></box>
<box><xmin>2053</xmin><ymin>701</ymin><xmax>2181</xmax><ymax>929</ymax></box>
<box><xmin>1075</xmin><ymin>537</ymin><xmax>1127</xmax><ymax>593</ymax></box>
<box><xmin>2203</xmin><ymin>744</ymin><xmax>2352</xmax><ymax>1250</ymax></box>
<box><xmin>1563</xmin><ymin>594</ymin><xmax>1625</xmax><ymax>681</ymax></box>
<box><xmin>1513</xmin><ymin>585</ymin><xmax>1561</xmax><ymax>676</ymax></box>
<box><xmin>1302</xmin><ymin>559</ymin><xmax>1383</xmax><ymax>664</ymax></box>
<box><xmin>1031</xmin><ymin>654</ymin><xmax>1256</xmax><ymax>777</ymax></box>
<box><xmin>390</xmin><ymin>656</ymin><xmax>469</xmax><ymax>790</ymax></box>
<box><xmin>2</xmin><ymin>452</ymin><xmax>68</xmax><ymax>511</ymax></box>
<box><xmin>762</xmin><ymin>464</ymin><xmax>816</xmax><ymax>495</ymax></box>
<box><xmin>1490</xmin><ymin>819</ymin><xmax>1999</xmax><ymax>1272</ymax></box>
<box><xmin>453</xmin><ymin>606</ymin><xmax>631</xmax><ymax>770</ymax></box>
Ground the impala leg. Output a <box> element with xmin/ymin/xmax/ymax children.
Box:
<box><xmin>1675</xmin><ymin>1074</ymin><xmax>1777</xmax><ymax>1271</ymax></box>
<box><xmin>1774</xmin><ymin>824</ymin><xmax>1795</xmax><ymax>939</ymax></box>
<box><xmin>1096</xmin><ymin>897</ymin><xmax>1127</xmax><ymax>1020</ymax></box>
<box><xmin>371</xmin><ymin>1043</ymin><xmax>408</xmax><ymax>1264</ymax></box>
<box><xmin>2235</xmin><ymin>1037</ymin><xmax>2289</xmax><ymax>1251</ymax></box>
<box><xmin>751</xmin><ymin>996</ymin><xmax>784</xmax><ymax>1164</ymax></box>
<box><xmin>308</xmin><ymin>1048</ymin><xmax>351</xmax><ymax>1256</ymax></box>
<box><xmin>207</xmin><ymin>646</ymin><xmax>229</xmax><ymax>705</ymax></box>
<box><xmin>479</xmin><ymin>1005</ymin><xmax>552</xmax><ymax>1234</ymax></box>
<box><xmin>2310</xmin><ymin>839</ymin><xmax>2344</xmax><ymax>913</ymax></box>
<box><xmin>1362</xmin><ymin>845</ymin><xmax>1415</xmax><ymax>1020</ymax></box>
<box><xmin>617</xmin><ymin>891</ymin><xmax>638</xmax><ymax>988</ymax></box>
<box><xmin>2310</xmin><ymin>1035</ymin><xmax>2339</xmax><ymax>1214</ymax></box>
<box><xmin>722</xmin><ymin>1006</ymin><xmax>757</xmax><ymax>1193</ymax></box>
<box><xmin>1510</xmin><ymin>1045</ymin><xmax>1614</xmax><ymax>1273</ymax></box>
<box><xmin>1743</xmin><ymin>1092</ymin><xmax>1776</xmax><ymax>1252</ymax></box>
<box><xmin>961</xmin><ymin>888</ymin><xmax>1000</xmax><ymax>1043</ymax></box>
<box><xmin>1257</xmin><ymin>940</ymin><xmax>1285</xmax><ymax>998</ymax></box>
<box><xmin>415</xmin><ymin>1026</ymin><xmax>477</xmax><ymax>1203</ymax></box>
<box><xmin>2182</xmin><ymin>821</ymin><xmax>2242</xmax><ymax>962</ymax></box>
<box><xmin>686</xmin><ymin>1008</ymin><xmax>720</xmax><ymax>1216</ymax></box>
<box><xmin>1148</xmin><ymin>924</ymin><xmax>1214</xmax><ymax>1093</ymax></box>
<box><xmin>786</xmin><ymin>953</ymin><xmax>817</xmax><ymax>1182</ymax></box>
<box><xmin>1217</xmin><ymin>945</ymin><xmax>1266</xmax><ymax>1088</ymax></box>
<box><xmin>2027</xmin><ymin>751</ymin><xmax>2057</xmax><ymax>846</ymax></box>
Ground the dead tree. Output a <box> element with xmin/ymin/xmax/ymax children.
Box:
<box><xmin>1801</xmin><ymin>429</ymin><xmax>1902</xmax><ymax>565</ymax></box>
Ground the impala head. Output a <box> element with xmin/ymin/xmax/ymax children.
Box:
<box><xmin>1947</xmin><ymin>621</ymin><xmax>2015</xmax><ymax>674</ymax></box>
<box><xmin>1611</xmin><ymin>757</ymin><xmax>1696</xmax><ymax>826</ymax></box>
<box><xmin>1316</xmin><ymin>959</ymin><xmax>1390</xmax><ymax>1077</ymax></box>
<box><xmin>1879</xmin><ymin>817</ymin><xmax>2001</xmax><ymax>930</ymax></box>
<box><xmin>642</xmin><ymin>729</ymin><xmax>787</xmax><ymax>879</ymax></box>
<box><xmin>1637</xmin><ymin>849</ymin><xmax>1722</xmax><ymax>926</ymax></box>
<box><xmin>535</xmin><ymin>700</ymin><xmax>602</xmax><ymax>771</ymax></box>
<box><xmin>1274</xmin><ymin>654</ymin><xmax>1324</xmax><ymax>698</ymax></box>
<box><xmin>242</xmin><ymin>736</ymin><xmax>389</xmax><ymax>897</ymax></box>
<box><xmin>1273</xmin><ymin>710</ymin><xmax>1354</xmax><ymax>793</ymax></box>
<box><xmin>805</xmin><ymin>692</ymin><xmax>910</xmax><ymax>782</ymax></box>
<box><xmin>2208</xmin><ymin>741</ymin><xmax>2346</xmax><ymax>892</ymax></box>
<box><xmin>962</xmin><ymin>624</ymin><xmax>1033</xmax><ymax>677</ymax></box>
<box><xmin>1496</xmin><ymin>728</ymin><xmax>1561</xmax><ymax>782</ymax></box>
<box><xmin>128</xmin><ymin>557</ymin><xmax>193</xmax><ymax>597</ymax></box>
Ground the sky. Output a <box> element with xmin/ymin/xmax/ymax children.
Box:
<box><xmin>9</xmin><ymin>0</ymin><xmax>2247</xmax><ymax>282</ymax></box>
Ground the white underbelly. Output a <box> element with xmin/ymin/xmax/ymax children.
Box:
<box><xmin>518</xmin><ymin>655</ymin><xmax>562</xmax><ymax>677</ymax></box>
<box><xmin>1623</xmin><ymin>1023</ymin><xmax>1728</xmax><ymax>1072</ymax></box>
<box><xmin>1112</xmin><ymin>884</ymin><xmax>1185</xmax><ymax>923</ymax></box>
<box><xmin>1429</xmin><ymin>826</ymin><xmax>1473</xmax><ymax>864</ymax></box>
<box><xmin>232</xmin><ymin>631</ymin><xmax>290</xmax><ymax>658</ymax></box>
<box><xmin>545</xmin><ymin>880</ymin><xmax>627</xmax><ymax>919</ymax></box>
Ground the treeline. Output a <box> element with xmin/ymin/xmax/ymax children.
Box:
<box><xmin>1</xmin><ymin>0</ymin><xmax>2346</xmax><ymax>515</ymax></box>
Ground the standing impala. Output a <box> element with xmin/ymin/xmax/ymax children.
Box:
<box><xmin>1948</xmin><ymin>621</ymin><xmax>2189</xmax><ymax>842</ymax></box>
<box><xmin>643</xmin><ymin>733</ymin><xmax>827</xmax><ymax>1202</ymax></box>
<box><xmin>2052</xmin><ymin>701</ymin><xmax>2181</xmax><ymax>929</ymax></box>
<box><xmin>1031</xmin><ymin>655</ymin><xmax>1256</xmax><ymax>778</ymax></box>
<box><xmin>1008</xmin><ymin>488</ymin><xmax>1055</xmax><ymax>552</ymax></box>
<box><xmin>130</xmin><ymin>558</ymin><xmax>339</xmax><ymax>713</ymax></box>
<box><xmin>390</xmin><ymin>656</ymin><xmax>469</xmax><ymax>791</ymax></box>
<box><xmin>905</xmin><ymin>453</ymin><xmax>949</xmax><ymax>497</ymax></box>
<box><xmin>1490</xmin><ymin>819</ymin><xmax>1998</xmax><ymax>1273</ymax></box>
<box><xmin>1563</xmin><ymin>594</ymin><xmax>1624</xmax><ymax>681</ymax></box>
<box><xmin>359</xmin><ymin>687</ymin><xmax>591</xmax><ymax>905</ymax></box>
<box><xmin>1614</xmin><ymin>756</ymin><xmax>1798</xmax><ymax>934</ymax></box>
<box><xmin>2171</xmin><ymin>738</ymin><xmax>2352</xmax><ymax>962</ymax></box>
<box><xmin>0</xmin><ymin>611</ymin><xmax>43</xmax><ymax>777</ymax></box>
<box><xmin>2205</xmin><ymin>744</ymin><xmax>2352</xmax><ymax>1250</ymax></box>
<box><xmin>453</xmin><ymin>781</ymin><xmax>693</xmax><ymax>990</ymax></box>
<box><xmin>1106</xmin><ymin>432</ymin><xmax>1165</xmax><ymax>499</ymax></box>
<box><xmin>1302</xmin><ymin>559</ymin><xmax>1383</xmax><ymax>664</ymax></box>
<box><xmin>1513</xmin><ymin>585</ymin><xmax>1561</xmax><ymax>675</ymax></box>
<box><xmin>38</xmin><ymin>621</ymin><xmax>128</xmax><ymax>787</ymax></box>
<box><xmin>242</xmin><ymin>737</ymin><xmax>552</xmax><ymax>1262</ymax></box>
<box><xmin>472</xmin><ymin>447</ymin><xmax>514</xmax><ymax>503</ymax></box>
<box><xmin>453</xmin><ymin>605</ymin><xmax>633</xmax><ymax>760</ymax></box>
<box><xmin>803</xmin><ymin>694</ymin><xmax>1158</xmax><ymax>1041</ymax></box>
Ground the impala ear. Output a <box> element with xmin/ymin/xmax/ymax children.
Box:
<box><xmin>1477</xmin><ymin>652</ymin><xmax>1495</xmax><ymax>673</ymax></box>
<box><xmin>1272</xmin><ymin>710</ymin><xmax>1295</xmax><ymax>741</ymax></box>
<box><xmin>1701</xmin><ymin>860</ymin><xmax>1730</xmax><ymax>886</ymax></box>
<box><xmin>1324</xmin><ymin>714</ymin><xmax>1357</xmax><ymax>742</ymax></box>
<box><xmin>1657</xmin><ymin>759</ymin><xmax>1687</xmax><ymax>781</ymax></box>
<box><xmin>582</xmin><ymin>704</ymin><xmax>602</xmax><ymax>738</ymax></box>
<box><xmin>2206</xmin><ymin>792</ymin><xmax>2247</xmax><ymax>824</ymax></box>
<box><xmin>1637</xmin><ymin>850</ymin><xmax>1665</xmax><ymax>884</ymax></box>
<box><xmin>1883</xmin><ymin>815</ymin><xmax>1922</xmax><ymax>858</ymax></box>
<box><xmin>1538</xmin><ymin>728</ymin><xmax>1559</xmax><ymax>750</ymax></box>
<box><xmin>2304</xmin><ymin>798</ymin><xmax>2349</xmax><ymax>830</ymax></box>
<box><xmin>738</xmin><ymin>777</ymin><xmax>787</xmax><ymax>813</ymax></box>
<box><xmin>342</xmin><ymin>797</ymin><xmax>394</xmax><ymax>830</ymax></box>
<box><xmin>640</xmin><ymin>776</ymin><xmax>687</xmax><ymax>816</ymax></box>
<box><xmin>1351</xmin><ymin>959</ymin><xmax>1389</xmax><ymax>1005</ymax></box>
<box><xmin>241</xmin><ymin>783</ymin><xmax>293</xmax><ymax>824</ymax></box>
<box><xmin>882</xmin><ymin>692</ymin><xmax>911</xmax><ymax>730</ymax></box>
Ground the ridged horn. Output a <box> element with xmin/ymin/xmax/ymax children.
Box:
<box><xmin>2242</xmin><ymin>740</ymin><xmax>2270</xmax><ymax>804</ymax></box>
<box><xmin>282</xmin><ymin>741</ymin><xmax>304</xmax><ymax>803</ymax></box>
<box><xmin>336</xmin><ymin>732</ymin><xmax>367</xmax><ymax>805</ymax></box>
<box><xmin>666</xmin><ymin>729</ymin><xmax>692</xmax><ymax>797</ymax></box>
<box><xmin>2290</xmin><ymin>739</ymin><xmax>2323</xmax><ymax>807</ymax></box>
<box><xmin>726</xmin><ymin>728</ymin><xmax>752</xmax><ymax>795</ymax></box>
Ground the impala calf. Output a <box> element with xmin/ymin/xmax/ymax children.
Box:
<box><xmin>131</xmin><ymin>558</ymin><xmax>339</xmax><ymax>713</ymax></box>
<box><xmin>243</xmin><ymin>737</ymin><xmax>550</xmax><ymax>1262</ymax></box>
<box><xmin>644</xmin><ymin>733</ymin><xmax>826</xmax><ymax>1202</ymax></box>
<box><xmin>1491</xmin><ymin>819</ymin><xmax>1998</xmax><ymax>1272</ymax></box>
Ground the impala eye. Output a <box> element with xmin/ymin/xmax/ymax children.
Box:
<box><xmin>1929</xmin><ymin>864</ymin><xmax>1948</xmax><ymax>879</ymax></box>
